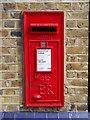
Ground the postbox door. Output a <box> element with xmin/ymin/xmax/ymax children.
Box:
<box><xmin>29</xmin><ymin>40</ymin><xmax>62</xmax><ymax>106</ymax></box>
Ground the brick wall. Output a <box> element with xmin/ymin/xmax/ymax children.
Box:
<box><xmin>0</xmin><ymin>1</ymin><xmax>89</xmax><ymax>112</ymax></box>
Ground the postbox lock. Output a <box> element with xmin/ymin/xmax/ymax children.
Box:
<box><xmin>34</xmin><ymin>73</ymin><xmax>40</xmax><ymax>80</ymax></box>
<box><xmin>33</xmin><ymin>94</ymin><xmax>41</xmax><ymax>100</ymax></box>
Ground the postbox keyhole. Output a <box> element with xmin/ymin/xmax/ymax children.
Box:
<box><xmin>36</xmin><ymin>73</ymin><xmax>37</xmax><ymax>79</ymax></box>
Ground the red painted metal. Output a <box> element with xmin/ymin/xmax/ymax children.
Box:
<box><xmin>23</xmin><ymin>11</ymin><xmax>64</xmax><ymax>107</ymax></box>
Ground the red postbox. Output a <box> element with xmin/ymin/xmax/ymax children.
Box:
<box><xmin>23</xmin><ymin>11</ymin><xmax>64</xmax><ymax>107</ymax></box>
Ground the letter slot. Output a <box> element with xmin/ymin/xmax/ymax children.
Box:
<box><xmin>30</xmin><ymin>24</ymin><xmax>58</xmax><ymax>34</ymax></box>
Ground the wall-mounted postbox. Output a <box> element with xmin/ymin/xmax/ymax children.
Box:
<box><xmin>23</xmin><ymin>11</ymin><xmax>64</xmax><ymax>107</ymax></box>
